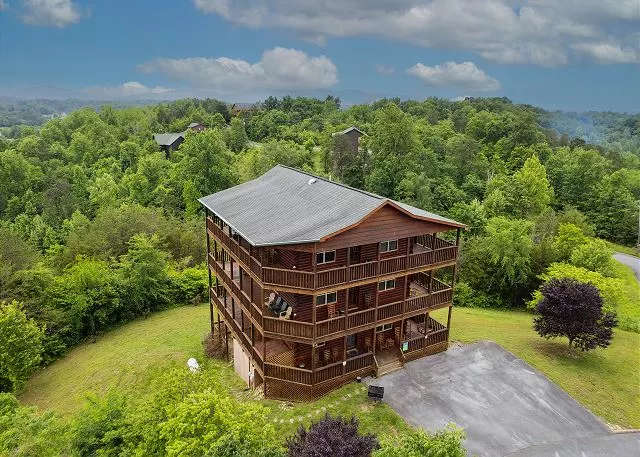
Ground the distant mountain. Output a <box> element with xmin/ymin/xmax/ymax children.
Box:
<box><xmin>0</xmin><ymin>98</ymin><xmax>166</xmax><ymax>127</ymax></box>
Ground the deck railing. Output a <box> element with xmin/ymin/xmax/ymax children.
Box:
<box><xmin>346</xmin><ymin>352</ymin><xmax>374</xmax><ymax>373</ymax></box>
<box><xmin>211</xmin><ymin>252</ymin><xmax>452</xmax><ymax>340</ymax></box>
<box><xmin>264</xmin><ymin>363</ymin><xmax>312</xmax><ymax>385</ymax></box>
<box><xmin>315</xmin><ymin>316</ymin><xmax>346</xmax><ymax>338</ymax></box>
<box><xmin>208</xmin><ymin>217</ymin><xmax>457</xmax><ymax>290</ymax></box>
<box><xmin>314</xmin><ymin>361</ymin><xmax>344</xmax><ymax>383</ymax></box>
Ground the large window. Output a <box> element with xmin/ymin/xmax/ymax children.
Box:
<box><xmin>316</xmin><ymin>291</ymin><xmax>337</xmax><ymax>305</ymax></box>
<box><xmin>379</xmin><ymin>240</ymin><xmax>398</xmax><ymax>253</ymax></box>
<box><xmin>376</xmin><ymin>323</ymin><xmax>393</xmax><ymax>332</ymax></box>
<box><xmin>316</xmin><ymin>250</ymin><xmax>336</xmax><ymax>264</ymax></box>
<box><xmin>378</xmin><ymin>279</ymin><xmax>396</xmax><ymax>291</ymax></box>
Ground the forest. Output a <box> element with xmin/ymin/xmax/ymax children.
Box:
<box><xmin>0</xmin><ymin>95</ymin><xmax>638</xmax><ymax>455</ymax></box>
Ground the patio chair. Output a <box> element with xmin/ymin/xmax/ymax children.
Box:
<box><xmin>364</xmin><ymin>336</ymin><xmax>372</xmax><ymax>353</ymax></box>
<box><xmin>278</xmin><ymin>306</ymin><xmax>292</xmax><ymax>320</ymax></box>
<box><xmin>324</xmin><ymin>349</ymin><xmax>332</xmax><ymax>363</ymax></box>
<box><xmin>394</xmin><ymin>326</ymin><xmax>401</xmax><ymax>343</ymax></box>
<box><xmin>331</xmin><ymin>346</ymin><xmax>340</xmax><ymax>362</ymax></box>
<box><xmin>376</xmin><ymin>333</ymin><xmax>387</xmax><ymax>351</ymax></box>
<box><xmin>327</xmin><ymin>302</ymin><xmax>337</xmax><ymax>319</ymax></box>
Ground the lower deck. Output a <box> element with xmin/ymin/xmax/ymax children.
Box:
<box><xmin>211</xmin><ymin>290</ymin><xmax>450</xmax><ymax>401</ymax></box>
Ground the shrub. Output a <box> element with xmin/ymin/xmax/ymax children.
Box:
<box><xmin>169</xmin><ymin>264</ymin><xmax>208</xmax><ymax>304</ymax></box>
<box><xmin>0</xmin><ymin>301</ymin><xmax>45</xmax><ymax>392</ymax></box>
<box><xmin>0</xmin><ymin>393</ymin><xmax>69</xmax><ymax>456</ymax></box>
<box><xmin>374</xmin><ymin>424</ymin><xmax>466</xmax><ymax>457</ymax></box>
<box><xmin>553</xmin><ymin>223</ymin><xmax>587</xmax><ymax>261</ymax></box>
<box><xmin>453</xmin><ymin>282</ymin><xmax>497</xmax><ymax>308</ymax></box>
<box><xmin>286</xmin><ymin>414</ymin><xmax>379</xmax><ymax>457</ymax></box>
<box><xmin>570</xmin><ymin>239</ymin><xmax>613</xmax><ymax>276</ymax></box>
<box><xmin>533</xmin><ymin>278</ymin><xmax>616</xmax><ymax>351</ymax></box>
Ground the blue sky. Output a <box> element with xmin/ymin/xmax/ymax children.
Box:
<box><xmin>1</xmin><ymin>0</ymin><xmax>639</xmax><ymax>111</ymax></box>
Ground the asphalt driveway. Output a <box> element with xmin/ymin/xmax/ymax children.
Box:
<box><xmin>365</xmin><ymin>341</ymin><xmax>638</xmax><ymax>457</ymax></box>
<box><xmin>613</xmin><ymin>252</ymin><xmax>640</xmax><ymax>282</ymax></box>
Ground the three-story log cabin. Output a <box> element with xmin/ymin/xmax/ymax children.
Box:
<box><xmin>200</xmin><ymin>165</ymin><xmax>465</xmax><ymax>401</ymax></box>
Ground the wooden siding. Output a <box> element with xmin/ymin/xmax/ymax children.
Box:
<box><xmin>317</xmin><ymin>205</ymin><xmax>456</xmax><ymax>250</ymax></box>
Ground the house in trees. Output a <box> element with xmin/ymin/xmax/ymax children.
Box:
<box><xmin>332</xmin><ymin>126</ymin><xmax>365</xmax><ymax>153</ymax></box>
<box><xmin>200</xmin><ymin>165</ymin><xmax>464</xmax><ymax>401</ymax></box>
<box><xmin>230</xmin><ymin>102</ymin><xmax>257</xmax><ymax>117</ymax></box>
<box><xmin>153</xmin><ymin>122</ymin><xmax>206</xmax><ymax>158</ymax></box>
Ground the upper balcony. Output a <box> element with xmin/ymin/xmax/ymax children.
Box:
<box><xmin>207</xmin><ymin>216</ymin><xmax>458</xmax><ymax>291</ymax></box>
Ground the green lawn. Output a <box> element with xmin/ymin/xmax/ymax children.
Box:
<box><xmin>21</xmin><ymin>303</ymin><xmax>640</xmax><ymax>433</ymax></box>
<box><xmin>607</xmin><ymin>242</ymin><xmax>639</xmax><ymax>257</ymax></box>
<box><xmin>432</xmin><ymin>307</ymin><xmax>640</xmax><ymax>429</ymax></box>
<box><xmin>611</xmin><ymin>260</ymin><xmax>640</xmax><ymax>333</ymax></box>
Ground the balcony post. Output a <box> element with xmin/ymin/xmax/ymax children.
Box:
<box><xmin>346</xmin><ymin>246</ymin><xmax>351</xmax><ymax>282</ymax></box>
<box><xmin>343</xmin><ymin>335</ymin><xmax>347</xmax><ymax>376</ymax></box>
<box><xmin>447</xmin><ymin>305</ymin><xmax>452</xmax><ymax>333</ymax></box>
<box><xmin>312</xmin><ymin>293</ymin><xmax>317</xmax><ymax>340</ymax></box>
<box><xmin>431</xmin><ymin>232</ymin><xmax>437</xmax><ymax>251</ymax></box>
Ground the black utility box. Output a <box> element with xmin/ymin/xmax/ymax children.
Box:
<box><xmin>368</xmin><ymin>385</ymin><xmax>384</xmax><ymax>401</ymax></box>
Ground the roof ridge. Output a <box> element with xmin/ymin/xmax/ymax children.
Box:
<box><xmin>275</xmin><ymin>164</ymin><xmax>386</xmax><ymax>201</ymax></box>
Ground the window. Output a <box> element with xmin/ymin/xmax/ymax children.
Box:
<box><xmin>316</xmin><ymin>250</ymin><xmax>336</xmax><ymax>264</ymax></box>
<box><xmin>376</xmin><ymin>323</ymin><xmax>393</xmax><ymax>332</ymax></box>
<box><xmin>379</xmin><ymin>240</ymin><xmax>398</xmax><ymax>253</ymax></box>
<box><xmin>378</xmin><ymin>279</ymin><xmax>395</xmax><ymax>291</ymax></box>
<box><xmin>316</xmin><ymin>291</ymin><xmax>337</xmax><ymax>305</ymax></box>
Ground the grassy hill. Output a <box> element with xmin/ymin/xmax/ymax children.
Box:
<box><xmin>20</xmin><ymin>304</ymin><xmax>640</xmax><ymax>432</ymax></box>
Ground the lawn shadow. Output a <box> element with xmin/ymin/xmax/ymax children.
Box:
<box><xmin>532</xmin><ymin>338</ymin><xmax>586</xmax><ymax>360</ymax></box>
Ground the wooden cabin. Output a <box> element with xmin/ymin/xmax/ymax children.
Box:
<box><xmin>200</xmin><ymin>165</ymin><xmax>464</xmax><ymax>402</ymax></box>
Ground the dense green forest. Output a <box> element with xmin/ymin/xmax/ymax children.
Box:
<box><xmin>0</xmin><ymin>94</ymin><xmax>638</xmax><ymax>455</ymax></box>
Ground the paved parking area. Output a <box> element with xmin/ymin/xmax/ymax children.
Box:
<box><xmin>365</xmin><ymin>341</ymin><xmax>637</xmax><ymax>457</ymax></box>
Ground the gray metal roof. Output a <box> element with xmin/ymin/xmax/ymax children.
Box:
<box><xmin>334</xmin><ymin>126</ymin><xmax>365</xmax><ymax>136</ymax></box>
<box><xmin>153</xmin><ymin>132</ymin><xmax>184</xmax><ymax>146</ymax></box>
<box><xmin>187</xmin><ymin>122</ymin><xmax>202</xmax><ymax>128</ymax></box>
<box><xmin>198</xmin><ymin>165</ymin><xmax>463</xmax><ymax>246</ymax></box>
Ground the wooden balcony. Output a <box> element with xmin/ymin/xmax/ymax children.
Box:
<box><xmin>208</xmin><ymin>217</ymin><xmax>458</xmax><ymax>291</ymax></box>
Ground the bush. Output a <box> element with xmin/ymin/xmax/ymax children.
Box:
<box><xmin>553</xmin><ymin>223</ymin><xmax>587</xmax><ymax>261</ymax></box>
<box><xmin>169</xmin><ymin>264</ymin><xmax>208</xmax><ymax>304</ymax></box>
<box><xmin>286</xmin><ymin>414</ymin><xmax>379</xmax><ymax>457</ymax></box>
<box><xmin>453</xmin><ymin>282</ymin><xmax>497</xmax><ymax>308</ymax></box>
<box><xmin>0</xmin><ymin>301</ymin><xmax>45</xmax><ymax>392</ymax></box>
<box><xmin>533</xmin><ymin>278</ymin><xmax>616</xmax><ymax>351</ymax></box>
<box><xmin>374</xmin><ymin>424</ymin><xmax>466</xmax><ymax>457</ymax></box>
<box><xmin>0</xmin><ymin>393</ymin><xmax>69</xmax><ymax>456</ymax></box>
<box><xmin>570</xmin><ymin>239</ymin><xmax>613</xmax><ymax>276</ymax></box>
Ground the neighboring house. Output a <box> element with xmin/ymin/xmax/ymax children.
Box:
<box><xmin>230</xmin><ymin>102</ymin><xmax>257</xmax><ymax>116</ymax></box>
<box><xmin>332</xmin><ymin>126</ymin><xmax>365</xmax><ymax>153</ymax></box>
<box><xmin>153</xmin><ymin>122</ymin><xmax>206</xmax><ymax>158</ymax></box>
<box><xmin>187</xmin><ymin>122</ymin><xmax>206</xmax><ymax>132</ymax></box>
<box><xmin>200</xmin><ymin>165</ymin><xmax>465</xmax><ymax>401</ymax></box>
<box><xmin>153</xmin><ymin>133</ymin><xmax>184</xmax><ymax>159</ymax></box>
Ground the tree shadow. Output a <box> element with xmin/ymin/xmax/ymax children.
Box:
<box><xmin>532</xmin><ymin>338</ymin><xmax>585</xmax><ymax>360</ymax></box>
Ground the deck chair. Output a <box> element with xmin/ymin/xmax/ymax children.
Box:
<box><xmin>278</xmin><ymin>306</ymin><xmax>292</xmax><ymax>320</ymax></box>
<box><xmin>394</xmin><ymin>326</ymin><xmax>401</xmax><ymax>343</ymax></box>
<box><xmin>364</xmin><ymin>336</ymin><xmax>372</xmax><ymax>353</ymax></box>
<box><xmin>376</xmin><ymin>333</ymin><xmax>387</xmax><ymax>350</ymax></box>
<box><xmin>331</xmin><ymin>346</ymin><xmax>340</xmax><ymax>362</ymax></box>
<box><xmin>327</xmin><ymin>302</ymin><xmax>337</xmax><ymax>319</ymax></box>
<box><xmin>324</xmin><ymin>349</ymin><xmax>332</xmax><ymax>363</ymax></box>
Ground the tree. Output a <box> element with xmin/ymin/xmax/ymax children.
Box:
<box><xmin>174</xmin><ymin>129</ymin><xmax>236</xmax><ymax>198</ymax></box>
<box><xmin>117</xmin><ymin>233</ymin><xmax>171</xmax><ymax>318</ymax></box>
<box><xmin>236</xmin><ymin>140</ymin><xmax>312</xmax><ymax>182</ymax></box>
<box><xmin>507</xmin><ymin>155</ymin><xmax>553</xmax><ymax>218</ymax></box>
<box><xmin>52</xmin><ymin>257</ymin><xmax>120</xmax><ymax>343</ymax></box>
<box><xmin>227</xmin><ymin>117</ymin><xmax>248</xmax><ymax>152</ymax></box>
<box><xmin>0</xmin><ymin>301</ymin><xmax>44</xmax><ymax>392</ymax></box>
<box><xmin>461</xmin><ymin>217</ymin><xmax>534</xmax><ymax>305</ymax></box>
<box><xmin>328</xmin><ymin>133</ymin><xmax>366</xmax><ymax>188</ymax></box>
<box><xmin>533</xmin><ymin>279</ymin><xmax>617</xmax><ymax>351</ymax></box>
<box><xmin>553</xmin><ymin>223</ymin><xmax>587</xmax><ymax>261</ymax></box>
<box><xmin>286</xmin><ymin>415</ymin><xmax>379</xmax><ymax>457</ymax></box>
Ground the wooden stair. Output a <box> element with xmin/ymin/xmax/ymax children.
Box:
<box><xmin>374</xmin><ymin>358</ymin><xmax>404</xmax><ymax>377</ymax></box>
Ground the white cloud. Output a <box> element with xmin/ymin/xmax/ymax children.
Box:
<box><xmin>21</xmin><ymin>0</ymin><xmax>82</xmax><ymax>27</ymax></box>
<box><xmin>192</xmin><ymin>0</ymin><xmax>640</xmax><ymax>66</ymax></box>
<box><xmin>407</xmin><ymin>61</ymin><xmax>500</xmax><ymax>91</ymax></box>
<box><xmin>571</xmin><ymin>42</ymin><xmax>639</xmax><ymax>64</ymax></box>
<box><xmin>376</xmin><ymin>65</ymin><xmax>396</xmax><ymax>75</ymax></box>
<box><xmin>81</xmin><ymin>81</ymin><xmax>175</xmax><ymax>98</ymax></box>
<box><xmin>138</xmin><ymin>47</ymin><xmax>338</xmax><ymax>92</ymax></box>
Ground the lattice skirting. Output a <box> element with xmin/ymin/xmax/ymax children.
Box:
<box><xmin>264</xmin><ymin>367</ymin><xmax>375</xmax><ymax>402</ymax></box>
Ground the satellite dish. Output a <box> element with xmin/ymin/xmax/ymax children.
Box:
<box><xmin>308</xmin><ymin>178</ymin><xmax>317</xmax><ymax>185</ymax></box>
<box><xmin>187</xmin><ymin>357</ymin><xmax>200</xmax><ymax>373</ymax></box>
